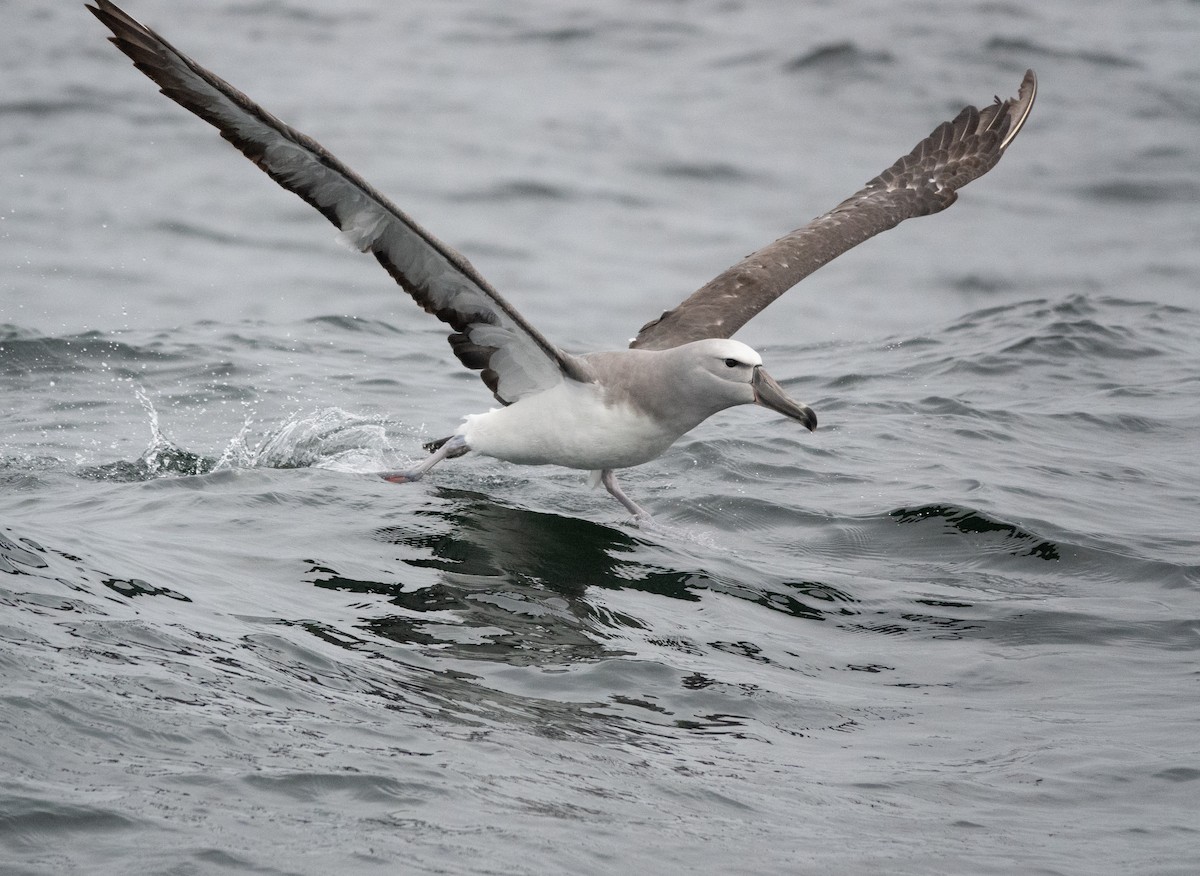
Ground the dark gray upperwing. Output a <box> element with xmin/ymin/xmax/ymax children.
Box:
<box><xmin>630</xmin><ymin>69</ymin><xmax>1037</xmax><ymax>351</ymax></box>
<box><xmin>89</xmin><ymin>0</ymin><xmax>590</xmax><ymax>404</ymax></box>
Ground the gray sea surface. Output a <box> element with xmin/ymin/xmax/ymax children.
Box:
<box><xmin>3</xmin><ymin>1</ymin><xmax>1199</xmax><ymax>873</ymax></box>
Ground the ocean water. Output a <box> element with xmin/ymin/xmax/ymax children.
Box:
<box><xmin>3</xmin><ymin>1</ymin><xmax>1199</xmax><ymax>873</ymax></box>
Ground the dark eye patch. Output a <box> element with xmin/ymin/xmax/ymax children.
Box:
<box><xmin>723</xmin><ymin>358</ymin><xmax>739</xmax><ymax>368</ymax></box>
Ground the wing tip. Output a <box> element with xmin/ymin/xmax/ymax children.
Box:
<box><xmin>999</xmin><ymin>69</ymin><xmax>1038</xmax><ymax>152</ymax></box>
<box><xmin>87</xmin><ymin>0</ymin><xmax>136</xmax><ymax>34</ymax></box>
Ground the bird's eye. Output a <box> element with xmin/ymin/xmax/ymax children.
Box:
<box><xmin>723</xmin><ymin>358</ymin><xmax>739</xmax><ymax>368</ymax></box>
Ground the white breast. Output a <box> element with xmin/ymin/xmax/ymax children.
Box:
<box><xmin>458</xmin><ymin>380</ymin><xmax>680</xmax><ymax>471</ymax></box>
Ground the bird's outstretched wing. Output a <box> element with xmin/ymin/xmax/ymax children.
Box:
<box><xmin>630</xmin><ymin>69</ymin><xmax>1037</xmax><ymax>351</ymax></box>
<box><xmin>89</xmin><ymin>0</ymin><xmax>590</xmax><ymax>404</ymax></box>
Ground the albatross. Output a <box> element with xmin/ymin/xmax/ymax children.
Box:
<box><xmin>88</xmin><ymin>0</ymin><xmax>1037</xmax><ymax>521</ymax></box>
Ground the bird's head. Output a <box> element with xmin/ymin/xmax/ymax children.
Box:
<box><xmin>681</xmin><ymin>338</ymin><xmax>817</xmax><ymax>431</ymax></box>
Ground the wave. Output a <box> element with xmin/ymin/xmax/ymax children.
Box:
<box><xmin>0</xmin><ymin>329</ymin><xmax>180</xmax><ymax>376</ymax></box>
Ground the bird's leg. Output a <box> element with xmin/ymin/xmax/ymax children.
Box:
<box><xmin>379</xmin><ymin>434</ymin><xmax>467</xmax><ymax>484</ymax></box>
<box><xmin>600</xmin><ymin>469</ymin><xmax>652</xmax><ymax>523</ymax></box>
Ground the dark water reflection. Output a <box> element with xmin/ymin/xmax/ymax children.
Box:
<box><xmin>301</xmin><ymin>487</ymin><xmax>869</xmax><ymax>669</ymax></box>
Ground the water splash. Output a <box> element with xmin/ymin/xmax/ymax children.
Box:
<box><xmin>248</xmin><ymin>407</ymin><xmax>408</xmax><ymax>473</ymax></box>
<box><xmin>131</xmin><ymin>385</ymin><xmax>207</xmax><ymax>477</ymax></box>
<box><xmin>80</xmin><ymin>390</ymin><xmax>410</xmax><ymax>482</ymax></box>
<box><xmin>78</xmin><ymin>388</ymin><xmax>213</xmax><ymax>481</ymax></box>
<box><xmin>212</xmin><ymin>415</ymin><xmax>258</xmax><ymax>471</ymax></box>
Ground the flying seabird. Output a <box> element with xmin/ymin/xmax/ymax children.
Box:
<box><xmin>88</xmin><ymin>0</ymin><xmax>1037</xmax><ymax>521</ymax></box>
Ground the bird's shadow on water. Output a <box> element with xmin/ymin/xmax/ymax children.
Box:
<box><xmin>386</xmin><ymin>487</ymin><xmax>698</xmax><ymax>599</ymax></box>
<box><xmin>306</xmin><ymin>485</ymin><xmax>861</xmax><ymax>669</ymax></box>
<box><xmin>295</xmin><ymin>487</ymin><xmax>870</xmax><ymax>740</ymax></box>
<box><xmin>308</xmin><ymin>487</ymin><xmax>686</xmax><ymax>664</ymax></box>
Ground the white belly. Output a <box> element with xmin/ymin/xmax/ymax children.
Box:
<box><xmin>458</xmin><ymin>380</ymin><xmax>678</xmax><ymax>471</ymax></box>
